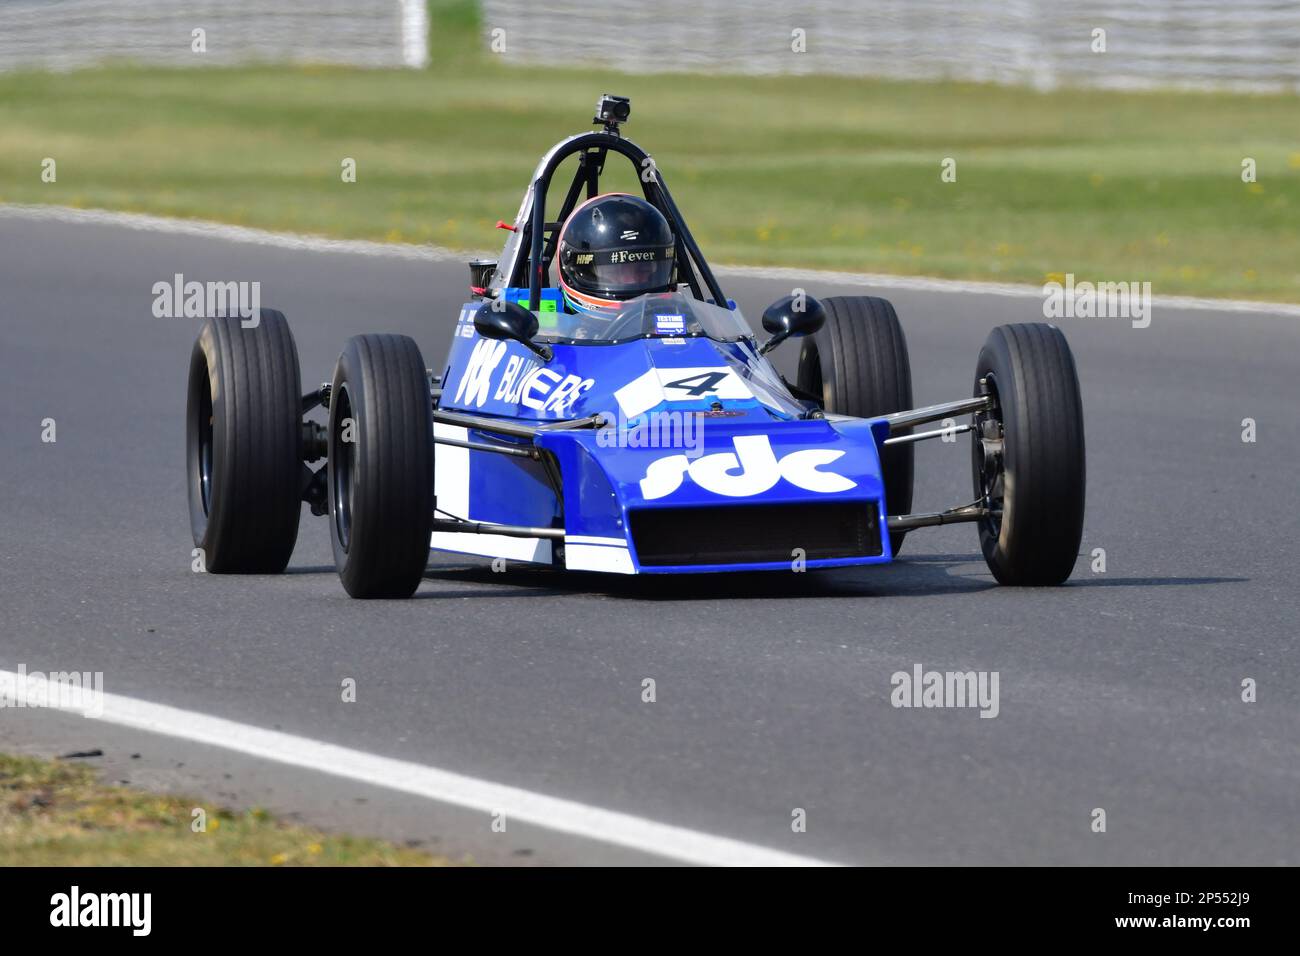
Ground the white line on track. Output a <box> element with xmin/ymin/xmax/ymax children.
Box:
<box><xmin>3</xmin><ymin>202</ymin><xmax>1299</xmax><ymax>317</ymax></box>
<box><xmin>0</xmin><ymin>669</ymin><xmax>836</xmax><ymax>867</ymax></box>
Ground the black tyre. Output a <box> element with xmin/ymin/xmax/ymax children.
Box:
<box><xmin>797</xmin><ymin>295</ymin><xmax>914</xmax><ymax>548</ymax></box>
<box><xmin>971</xmin><ymin>323</ymin><xmax>1085</xmax><ymax>586</ymax></box>
<box><xmin>186</xmin><ymin>309</ymin><xmax>302</xmax><ymax>573</ymax></box>
<box><xmin>328</xmin><ymin>334</ymin><xmax>434</xmax><ymax>598</ymax></box>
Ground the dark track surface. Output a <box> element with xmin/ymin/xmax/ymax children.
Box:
<box><xmin>2</xmin><ymin>213</ymin><xmax>1297</xmax><ymax>864</ymax></box>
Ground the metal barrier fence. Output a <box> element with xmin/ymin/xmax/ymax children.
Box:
<box><xmin>4</xmin><ymin>0</ymin><xmax>1297</xmax><ymax>90</ymax></box>
<box><xmin>0</xmin><ymin>0</ymin><xmax>428</xmax><ymax>71</ymax></box>
<box><xmin>479</xmin><ymin>0</ymin><xmax>1300</xmax><ymax>92</ymax></box>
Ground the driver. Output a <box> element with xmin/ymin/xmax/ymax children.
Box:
<box><xmin>556</xmin><ymin>193</ymin><xmax>676</xmax><ymax>337</ymax></box>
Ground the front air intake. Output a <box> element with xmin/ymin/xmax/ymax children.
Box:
<box><xmin>629</xmin><ymin>502</ymin><xmax>882</xmax><ymax>567</ymax></box>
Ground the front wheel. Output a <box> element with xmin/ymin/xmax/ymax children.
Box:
<box><xmin>796</xmin><ymin>295</ymin><xmax>914</xmax><ymax>549</ymax></box>
<box><xmin>328</xmin><ymin>334</ymin><xmax>435</xmax><ymax>598</ymax></box>
<box><xmin>971</xmin><ymin>323</ymin><xmax>1085</xmax><ymax>586</ymax></box>
<box><xmin>186</xmin><ymin>309</ymin><xmax>302</xmax><ymax>573</ymax></box>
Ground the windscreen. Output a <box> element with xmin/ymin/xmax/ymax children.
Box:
<box><xmin>539</xmin><ymin>291</ymin><xmax>754</xmax><ymax>345</ymax></box>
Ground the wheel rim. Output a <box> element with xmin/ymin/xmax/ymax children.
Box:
<box><xmin>196</xmin><ymin>370</ymin><xmax>214</xmax><ymax>516</ymax></box>
<box><xmin>332</xmin><ymin>385</ymin><xmax>355</xmax><ymax>552</ymax></box>
<box><xmin>973</xmin><ymin>373</ymin><xmax>1005</xmax><ymax>540</ymax></box>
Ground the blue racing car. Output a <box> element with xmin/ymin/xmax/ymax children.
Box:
<box><xmin>185</xmin><ymin>94</ymin><xmax>1086</xmax><ymax>598</ymax></box>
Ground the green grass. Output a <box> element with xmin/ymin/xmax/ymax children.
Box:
<box><xmin>0</xmin><ymin>32</ymin><xmax>1297</xmax><ymax>300</ymax></box>
<box><xmin>0</xmin><ymin>752</ymin><xmax>453</xmax><ymax>865</ymax></box>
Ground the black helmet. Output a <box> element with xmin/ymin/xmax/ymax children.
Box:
<box><xmin>558</xmin><ymin>193</ymin><xmax>675</xmax><ymax>318</ymax></box>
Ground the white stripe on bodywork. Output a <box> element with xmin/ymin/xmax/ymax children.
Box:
<box><xmin>433</xmin><ymin>423</ymin><xmax>470</xmax><ymax>520</ymax></box>
<box><xmin>432</xmin><ymin>423</ymin><xmax>551</xmax><ymax>562</ymax></box>
<box><xmin>614</xmin><ymin>368</ymin><xmax>664</xmax><ymax>419</ymax></box>
<box><xmin>430</xmin><ymin>531</ymin><xmax>551</xmax><ymax>563</ymax></box>
<box><xmin>564</xmin><ymin>542</ymin><xmax>636</xmax><ymax>574</ymax></box>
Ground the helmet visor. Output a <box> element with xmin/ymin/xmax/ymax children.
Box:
<box><xmin>565</xmin><ymin>245</ymin><xmax>675</xmax><ymax>295</ymax></box>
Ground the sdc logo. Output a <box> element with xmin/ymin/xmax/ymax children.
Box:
<box><xmin>638</xmin><ymin>434</ymin><xmax>856</xmax><ymax>500</ymax></box>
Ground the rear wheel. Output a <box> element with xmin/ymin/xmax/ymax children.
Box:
<box><xmin>797</xmin><ymin>295</ymin><xmax>914</xmax><ymax>549</ymax></box>
<box><xmin>186</xmin><ymin>309</ymin><xmax>302</xmax><ymax>573</ymax></box>
<box><xmin>328</xmin><ymin>334</ymin><xmax>435</xmax><ymax>598</ymax></box>
<box><xmin>971</xmin><ymin>323</ymin><xmax>1085</xmax><ymax>585</ymax></box>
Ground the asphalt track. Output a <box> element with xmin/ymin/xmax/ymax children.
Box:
<box><xmin>1</xmin><ymin>209</ymin><xmax>1298</xmax><ymax>865</ymax></box>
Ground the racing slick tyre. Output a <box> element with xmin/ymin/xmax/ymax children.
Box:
<box><xmin>186</xmin><ymin>309</ymin><xmax>303</xmax><ymax>573</ymax></box>
<box><xmin>327</xmin><ymin>334</ymin><xmax>434</xmax><ymax>599</ymax></box>
<box><xmin>971</xmin><ymin>323</ymin><xmax>1085</xmax><ymax>586</ymax></box>
<box><xmin>796</xmin><ymin>295</ymin><xmax>914</xmax><ymax>549</ymax></box>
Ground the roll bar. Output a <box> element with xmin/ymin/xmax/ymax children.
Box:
<box><xmin>498</xmin><ymin>131</ymin><xmax>728</xmax><ymax>312</ymax></box>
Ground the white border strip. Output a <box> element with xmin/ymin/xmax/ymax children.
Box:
<box><xmin>0</xmin><ymin>203</ymin><xmax>478</xmax><ymax>263</ymax></box>
<box><xmin>3</xmin><ymin>203</ymin><xmax>1297</xmax><ymax>316</ymax></box>
<box><xmin>0</xmin><ymin>670</ymin><xmax>834</xmax><ymax>867</ymax></box>
<box><xmin>715</xmin><ymin>263</ymin><xmax>1300</xmax><ymax>317</ymax></box>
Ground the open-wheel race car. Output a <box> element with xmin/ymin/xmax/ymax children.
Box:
<box><xmin>186</xmin><ymin>95</ymin><xmax>1086</xmax><ymax>598</ymax></box>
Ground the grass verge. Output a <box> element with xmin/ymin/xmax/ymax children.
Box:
<box><xmin>0</xmin><ymin>13</ymin><xmax>1295</xmax><ymax>301</ymax></box>
<box><xmin>0</xmin><ymin>751</ymin><xmax>451</xmax><ymax>866</ymax></box>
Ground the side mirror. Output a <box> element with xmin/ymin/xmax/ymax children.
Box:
<box><xmin>759</xmin><ymin>293</ymin><xmax>825</xmax><ymax>355</ymax></box>
<box><xmin>474</xmin><ymin>299</ymin><xmax>553</xmax><ymax>362</ymax></box>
